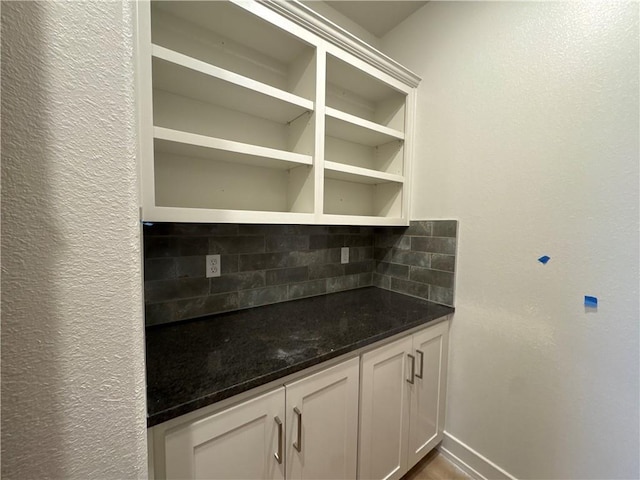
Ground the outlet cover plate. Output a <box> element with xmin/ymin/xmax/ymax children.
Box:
<box><xmin>206</xmin><ymin>254</ymin><xmax>221</xmax><ymax>278</ymax></box>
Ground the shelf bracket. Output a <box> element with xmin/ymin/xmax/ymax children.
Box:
<box><xmin>287</xmin><ymin>110</ymin><xmax>312</xmax><ymax>126</ymax></box>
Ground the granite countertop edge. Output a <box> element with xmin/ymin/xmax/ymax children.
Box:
<box><xmin>146</xmin><ymin>287</ymin><xmax>454</xmax><ymax>427</ymax></box>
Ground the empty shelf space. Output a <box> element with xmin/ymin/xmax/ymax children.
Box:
<box><xmin>326</xmin><ymin>53</ymin><xmax>407</xmax><ymax>131</ymax></box>
<box><xmin>152</xmin><ymin>47</ymin><xmax>313</xmax><ymax>124</ymax></box>
<box><xmin>324</xmin><ymin>178</ymin><xmax>403</xmax><ymax>218</ymax></box>
<box><xmin>325</xmin><ymin>108</ymin><xmax>404</xmax><ymax>147</ymax></box>
<box><xmin>324</xmin><ymin>161</ymin><xmax>404</xmax><ymax>185</ymax></box>
<box><xmin>324</xmin><ymin>135</ymin><xmax>404</xmax><ymax>176</ymax></box>
<box><xmin>154</xmin><ymin>152</ymin><xmax>314</xmax><ymax>213</ymax></box>
<box><xmin>151</xmin><ymin>1</ymin><xmax>316</xmax><ymax>99</ymax></box>
<box><xmin>327</xmin><ymin>53</ymin><xmax>404</xmax><ymax>104</ymax></box>
<box><xmin>154</xmin><ymin>127</ymin><xmax>312</xmax><ymax>170</ymax></box>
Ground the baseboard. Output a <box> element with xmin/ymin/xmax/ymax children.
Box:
<box><xmin>437</xmin><ymin>431</ymin><xmax>517</xmax><ymax>480</ymax></box>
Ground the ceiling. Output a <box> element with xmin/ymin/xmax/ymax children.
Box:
<box><xmin>323</xmin><ymin>1</ymin><xmax>428</xmax><ymax>37</ymax></box>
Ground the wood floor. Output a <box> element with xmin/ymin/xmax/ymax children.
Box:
<box><xmin>402</xmin><ymin>449</ymin><xmax>473</xmax><ymax>480</ymax></box>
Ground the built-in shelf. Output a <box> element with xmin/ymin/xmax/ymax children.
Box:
<box><xmin>324</xmin><ymin>161</ymin><xmax>403</xmax><ymax>185</ymax></box>
<box><xmin>152</xmin><ymin>46</ymin><xmax>313</xmax><ymax>124</ymax></box>
<box><xmin>154</xmin><ymin>127</ymin><xmax>312</xmax><ymax>171</ymax></box>
<box><xmin>325</xmin><ymin>107</ymin><xmax>404</xmax><ymax>147</ymax></box>
<box><xmin>139</xmin><ymin>0</ymin><xmax>418</xmax><ymax>225</ymax></box>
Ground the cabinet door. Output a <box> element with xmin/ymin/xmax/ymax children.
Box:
<box><xmin>407</xmin><ymin>321</ymin><xmax>449</xmax><ymax>469</ymax></box>
<box><xmin>285</xmin><ymin>357</ymin><xmax>359</xmax><ymax>480</ymax></box>
<box><xmin>164</xmin><ymin>387</ymin><xmax>285</xmax><ymax>480</ymax></box>
<box><xmin>359</xmin><ymin>336</ymin><xmax>413</xmax><ymax>480</ymax></box>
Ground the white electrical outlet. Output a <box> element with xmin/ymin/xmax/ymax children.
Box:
<box><xmin>206</xmin><ymin>254</ymin><xmax>221</xmax><ymax>278</ymax></box>
<box><xmin>341</xmin><ymin>247</ymin><xmax>349</xmax><ymax>264</ymax></box>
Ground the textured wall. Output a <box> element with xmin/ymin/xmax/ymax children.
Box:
<box><xmin>1</xmin><ymin>2</ymin><xmax>147</xmax><ymax>478</ymax></box>
<box><xmin>383</xmin><ymin>2</ymin><xmax>639</xmax><ymax>479</ymax></box>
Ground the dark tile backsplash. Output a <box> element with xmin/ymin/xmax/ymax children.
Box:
<box><xmin>143</xmin><ymin>221</ymin><xmax>457</xmax><ymax>326</ymax></box>
<box><xmin>373</xmin><ymin>220</ymin><xmax>458</xmax><ymax>305</ymax></box>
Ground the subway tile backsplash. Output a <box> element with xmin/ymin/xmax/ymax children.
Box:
<box><xmin>374</xmin><ymin>221</ymin><xmax>457</xmax><ymax>305</ymax></box>
<box><xmin>143</xmin><ymin>221</ymin><xmax>457</xmax><ymax>326</ymax></box>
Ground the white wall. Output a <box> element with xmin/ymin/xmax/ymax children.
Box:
<box><xmin>1</xmin><ymin>2</ymin><xmax>147</xmax><ymax>478</ymax></box>
<box><xmin>383</xmin><ymin>2</ymin><xmax>639</xmax><ymax>479</ymax></box>
<box><xmin>300</xmin><ymin>1</ymin><xmax>382</xmax><ymax>49</ymax></box>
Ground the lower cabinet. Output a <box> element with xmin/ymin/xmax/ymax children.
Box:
<box><xmin>151</xmin><ymin>319</ymin><xmax>449</xmax><ymax>480</ymax></box>
<box><xmin>286</xmin><ymin>358</ymin><xmax>359</xmax><ymax>479</ymax></box>
<box><xmin>158</xmin><ymin>357</ymin><xmax>359</xmax><ymax>480</ymax></box>
<box><xmin>358</xmin><ymin>320</ymin><xmax>449</xmax><ymax>480</ymax></box>
<box><xmin>164</xmin><ymin>387</ymin><xmax>285</xmax><ymax>480</ymax></box>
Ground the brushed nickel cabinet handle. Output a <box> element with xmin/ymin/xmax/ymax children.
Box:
<box><xmin>293</xmin><ymin>407</ymin><xmax>302</xmax><ymax>452</ymax></box>
<box><xmin>274</xmin><ymin>416</ymin><xmax>283</xmax><ymax>464</ymax></box>
<box><xmin>416</xmin><ymin>349</ymin><xmax>424</xmax><ymax>379</ymax></box>
<box><xmin>407</xmin><ymin>353</ymin><xmax>415</xmax><ymax>384</ymax></box>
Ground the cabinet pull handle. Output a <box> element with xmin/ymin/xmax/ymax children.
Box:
<box><xmin>416</xmin><ymin>349</ymin><xmax>424</xmax><ymax>379</ymax></box>
<box><xmin>407</xmin><ymin>353</ymin><xmax>415</xmax><ymax>384</ymax></box>
<box><xmin>274</xmin><ymin>416</ymin><xmax>283</xmax><ymax>464</ymax></box>
<box><xmin>293</xmin><ymin>407</ymin><xmax>302</xmax><ymax>452</ymax></box>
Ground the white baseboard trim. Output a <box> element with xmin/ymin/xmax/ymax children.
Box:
<box><xmin>438</xmin><ymin>431</ymin><xmax>517</xmax><ymax>480</ymax></box>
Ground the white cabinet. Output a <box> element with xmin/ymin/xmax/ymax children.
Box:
<box><xmin>286</xmin><ymin>357</ymin><xmax>359</xmax><ymax>479</ymax></box>
<box><xmin>155</xmin><ymin>357</ymin><xmax>359</xmax><ymax>480</ymax></box>
<box><xmin>359</xmin><ymin>320</ymin><xmax>449</xmax><ymax>480</ymax></box>
<box><xmin>136</xmin><ymin>0</ymin><xmax>419</xmax><ymax>225</ymax></box>
<box><xmin>358</xmin><ymin>336</ymin><xmax>412</xmax><ymax>480</ymax></box>
<box><xmin>150</xmin><ymin>320</ymin><xmax>449</xmax><ymax>480</ymax></box>
<box><xmin>164</xmin><ymin>387</ymin><xmax>285</xmax><ymax>480</ymax></box>
<box><xmin>407</xmin><ymin>323</ymin><xmax>450</xmax><ymax>467</ymax></box>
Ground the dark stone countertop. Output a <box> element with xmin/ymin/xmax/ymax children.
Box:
<box><xmin>146</xmin><ymin>286</ymin><xmax>454</xmax><ymax>427</ymax></box>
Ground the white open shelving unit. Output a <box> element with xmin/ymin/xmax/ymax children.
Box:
<box><xmin>136</xmin><ymin>0</ymin><xmax>420</xmax><ymax>225</ymax></box>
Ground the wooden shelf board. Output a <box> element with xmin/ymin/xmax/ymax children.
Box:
<box><xmin>324</xmin><ymin>161</ymin><xmax>403</xmax><ymax>185</ymax></box>
<box><xmin>319</xmin><ymin>214</ymin><xmax>408</xmax><ymax>226</ymax></box>
<box><xmin>154</xmin><ymin>127</ymin><xmax>312</xmax><ymax>170</ymax></box>
<box><xmin>152</xmin><ymin>45</ymin><xmax>313</xmax><ymax>124</ymax></box>
<box><xmin>143</xmin><ymin>206</ymin><xmax>316</xmax><ymax>224</ymax></box>
<box><xmin>325</xmin><ymin>107</ymin><xmax>404</xmax><ymax>146</ymax></box>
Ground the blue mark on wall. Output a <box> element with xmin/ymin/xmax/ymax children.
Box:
<box><xmin>584</xmin><ymin>296</ymin><xmax>598</xmax><ymax>308</ymax></box>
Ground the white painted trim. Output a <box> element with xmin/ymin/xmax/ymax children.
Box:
<box><xmin>403</xmin><ymin>89</ymin><xmax>417</xmax><ymax>222</ymax></box>
<box><xmin>314</xmin><ymin>46</ymin><xmax>327</xmax><ymax>222</ymax></box>
<box><xmin>260</xmin><ymin>0</ymin><xmax>421</xmax><ymax>88</ymax></box>
<box><xmin>438</xmin><ymin>432</ymin><xmax>518</xmax><ymax>480</ymax></box>
<box><xmin>135</xmin><ymin>0</ymin><xmax>156</xmax><ymax>218</ymax></box>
